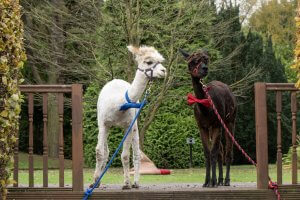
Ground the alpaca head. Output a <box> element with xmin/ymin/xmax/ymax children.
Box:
<box><xmin>128</xmin><ymin>45</ymin><xmax>166</xmax><ymax>79</ymax></box>
<box><xmin>179</xmin><ymin>49</ymin><xmax>209</xmax><ymax>79</ymax></box>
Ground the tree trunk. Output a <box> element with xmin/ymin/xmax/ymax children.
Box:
<box><xmin>47</xmin><ymin>94</ymin><xmax>59</xmax><ymax>157</ymax></box>
<box><xmin>47</xmin><ymin>0</ymin><xmax>66</xmax><ymax>157</ymax></box>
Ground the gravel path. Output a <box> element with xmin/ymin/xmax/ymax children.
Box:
<box><xmin>13</xmin><ymin>182</ymin><xmax>257</xmax><ymax>191</ymax></box>
<box><xmin>91</xmin><ymin>182</ymin><xmax>257</xmax><ymax>192</ymax></box>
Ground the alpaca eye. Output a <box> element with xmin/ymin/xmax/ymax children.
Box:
<box><xmin>146</xmin><ymin>61</ymin><xmax>153</xmax><ymax>65</ymax></box>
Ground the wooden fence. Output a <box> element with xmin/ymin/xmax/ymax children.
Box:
<box><xmin>12</xmin><ymin>84</ymin><xmax>83</xmax><ymax>191</ymax></box>
<box><xmin>255</xmin><ymin>83</ymin><xmax>299</xmax><ymax>189</ymax></box>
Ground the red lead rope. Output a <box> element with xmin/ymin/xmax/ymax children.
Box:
<box><xmin>187</xmin><ymin>83</ymin><xmax>280</xmax><ymax>200</ymax></box>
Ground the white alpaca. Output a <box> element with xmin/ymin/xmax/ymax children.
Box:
<box><xmin>94</xmin><ymin>45</ymin><xmax>166</xmax><ymax>189</ymax></box>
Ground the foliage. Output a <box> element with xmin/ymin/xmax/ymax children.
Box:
<box><xmin>21</xmin><ymin>0</ymin><xmax>102</xmax><ymax>84</ymax></box>
<box><xmin>248</xmin><ymin>0</ymin><xmax>298</xmax><ymax>82</ymax></box>
<box><xmin>211</xmin><ymin>5</ymin><xmax>290</xmax><ymax>164</ymax></box>
<box><xmin>0</xmin><ymin>0</ymin><xmax>26</xmax><ymax>198</ymax></box>
<box><xmin>82</xmin><ymin>1</ymin><xmax>292</xmax><ymax>169</ymax></box>
<box><xmin>283</xmin><ymin>136</ymin><xmax>300</xmax><ymax>168</ymax></box>
<box><xmin>19</xmin><ymin>0</ymin><xmax>103</xmax><ymax>158</ymax></box>
<box><xmin>292</xmin><ymin>1</ymin><xmax>300</xmax><ymax>88</ymax></box>
<box><xmin>83</xmin><ymin>81</ymin><xmax>205</xmax><ymax>169</ymax></box>
<box><xmin>83</xmin><ymin>0</ymin><xmax>219</xmax><ymax>168</ymax></box>
<box><xmin>142</xmin><ymin>84</ymin><xmax>205</xmax><ymax>168</ymax></box>
<box><xmin>83</xmin><ymin>83</ymin><xmax>124</xmax><ymax>167</ymax></box>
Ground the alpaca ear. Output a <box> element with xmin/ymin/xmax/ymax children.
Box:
<box><xmin>127</xmin><ymin>45</ymin><xmax>140</xmax><ymax>55</ymax></box>
<box><xmin>179</xmin><ymin>49</ymin><xmax>190</xmax><ymax>60</ymax></box>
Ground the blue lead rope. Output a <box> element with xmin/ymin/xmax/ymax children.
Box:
<box><xmin>120</xmin><ymin>91</ymin><xmax>145</xmax><ymax>111</ymax></box>
<box><xmin>83</xmin><ymin>92</ymin><xmax>149</xmax><ymax>200</ymax></box>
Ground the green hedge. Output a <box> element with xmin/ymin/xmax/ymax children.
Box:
<box><xmin>83</xmin><ymin>83</ymin><xmax>124</xmax><ymax>167</ymax></box>
<box><xmin>142</xmin><ymin>83</ymin><xmax>205</xmax><ymax>169</ymax></box>
<box><xmin>83</xmin><ymin>81</ymin><xmax>205</xmax><ymax>169</ymax></box>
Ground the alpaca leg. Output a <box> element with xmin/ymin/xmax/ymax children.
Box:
<box><xmin>131</xmin><ymin>123</ymin><xmax>141</xmax><ymax>188</ymax></box>
<box><xmin>218</xmin><ymin>140</ymin><xmax>224</xmax><ymax>186</ymax></box>
<box><xmin>200</xmin><ymin>128</ymin><xmax>211</xmax><ymax>187</ymax></box>
<box><xmin>121</xmin><ymin>134</ymin><xmax>133</xmax><ymax>190</ymax></box>
<box><xmin>224</xmin><ymin>122</ymin><xmax>234</xmax><ymax>186</ymax></box>
<box><xmin>103</xmin><ymin>139</ymin><xmax>110</xmax><ymax>170</ymax></box>
<box><xmin>93</xmin><ymin>122</ymin><xmax>109</xmax><ymax>187</ymax></box>
<box><xmin>210</xmin><ymin>127</ymin><xmax>221</xmax><ymax>187</ymax></box>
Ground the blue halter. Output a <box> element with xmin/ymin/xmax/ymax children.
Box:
<box><xmin>120</xmin><ymin>91</ymin><xmax>146</xmax><ymax>111</ymax></box>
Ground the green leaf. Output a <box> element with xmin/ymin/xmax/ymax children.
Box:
<box><xmin>0</xmin><ymin>110</ymin><xmax>8</xmax><ymax>117</ymax></box>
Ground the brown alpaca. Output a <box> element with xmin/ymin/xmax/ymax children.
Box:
<box><xmin>180</xmin><ymin>49</ymin><xmax>237</xmax><ymax>187</ymax></box>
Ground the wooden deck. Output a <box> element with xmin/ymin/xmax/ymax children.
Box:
<box><xmin>7</xmin><ymin>184</ymin><xmax>300</xmax><ymax>199</ymax></box>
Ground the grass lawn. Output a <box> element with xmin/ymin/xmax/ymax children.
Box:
<box><xmin>10</xmin><ymin>153</ymin><xmax>299</xmax><ymax>186</ymax></box>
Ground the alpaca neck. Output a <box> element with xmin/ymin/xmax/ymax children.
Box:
<box><xmin>127</xmin><ymin>71</ymin><xmax>149</xmax><ymax>102</ymax></box>
<box><xmin>192</xmin><ymin>76</ymin><xmax>206</xmax><ymax>99</ymax></box>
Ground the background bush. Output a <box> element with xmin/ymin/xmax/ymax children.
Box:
<box><xmin>83</xmin><ymin>81</ymin><xmax>205</xmax><ymax>169</ymax></box>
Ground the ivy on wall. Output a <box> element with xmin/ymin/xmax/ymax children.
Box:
<box><xmin>0</xmin><ymin>0</ymin><xmax>26</xmax><ymax>199</ymax></box>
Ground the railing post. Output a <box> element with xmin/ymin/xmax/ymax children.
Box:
<box><xmin>291</xmin><ymin>91</ymin><xmax>298</xmax><ymax>184</ymax></box>
<box><xmin>42</xmin><ymin>93</ymin><xmax>48</xmax><ymax>187</ymax></box>
<box><xmin>58</xmin><ymin>93</ymin><xmax>65</xmax><ymax>187</ymax></box>
<box><xmin>255</xmin><ymin>82</ymin><xmax>269</xmax><ymax>189</ymax></box>
<box><xmin>71</xmin><ymin>84</ymin><xmax>83</xmax><ymax>191</ymax></box>
<box><xmin>276</xmin><ymin>91</ymin><xmax>282</xmax><ymax>185</ymax></box>
<box><xmin>28</xmin><ymin>93</ymin><xmax>34</xmax><ymax>187</ymax></box>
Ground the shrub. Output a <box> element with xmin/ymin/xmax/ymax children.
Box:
<box><xmin>0</xmin><ymin>0</ymin><xmax>26</xmax><ymax>198</ymax></box>
<box><xmin>83</xmin><ymin>83</ymin><xmax>124</xmax><ymax>168</ymax></box>
<box><xmin>83</xmin><ymin>81</ymin><xmax>205</xmax><ymax>169</ymax></box>
<box><xmin>283</xmin><ymin>135</ymin><xmax>300</xmax><ymax>168</ymax></box>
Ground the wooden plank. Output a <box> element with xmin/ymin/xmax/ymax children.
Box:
<box><xmin>7</xmin><ymin>187</ymin><xmax>72</xmax><ymax>193</ymax></box>
<box><xmin>8</xmin><ymin>184</ymin><xmax>300</xmax><ymax>200</ymax></box>
<box><xmin>19</xmin><ymin>85</ymin><xmax>72</xmax><ymax>93</ymax></box>
<box><xmin>276</xmin><ymin>91</ymin><xmax>282</xmax><ymax>185</ymax></box>
<box><xmin>58</xmin><ymin>93</ymin><xmax>64</xmax><ymax>187</ymax></box>
<box><xmin>5</xmin><ymin>189</ymin><xmax>280</xmax><ymax>200</ymax></box>
<box><xmin>266</xmin><ymin>83</ymin><xmax>299</xmax><ymax>91</ymax></box>
<box><xmin>291</xmin><ymin>92</ymin><xmax>298</xmax><ymax>184</ymax></box>
<box><xmin>71</xmin><ymin>84</ymin><xmax>83</xmax><ymax>191</ymax></box>
<box><xmin>42</xmin><ymin>93</ymin><xmax>48</xmax><ymax>187</ymax></box>
<box><xmin>8</xmin><ymin>187</ymin><xmax>72</xmax><ymax>192</ymax></box>
<box><xmin>28</xmin><ymin>93</ymin><xmax>34</xmax><ymax>187</ymax></box>
<box><xmin>254</xmin><ymin>83</ymin><xmax>269</xmax><ymax>189</ymax></box>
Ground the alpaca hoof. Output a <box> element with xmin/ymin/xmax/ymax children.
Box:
<box><xmin>89</xmin><ymin>182</ymin><xmax>100</xmax><ymax>188</ymax></box>
<box><xmin>202</xmin><ymin>182</ymin><xmax>210</xmax><ymax>187</ymax></box>
<box><xmin>218</xmin><ymin>178</ymin><xmax>224</xmax><ymax>186</ymax></box>
<box><xmin>132</xmin><ymin>183</ymin><xmax>139</xmax><ymax>189</ymax></box>
<box><xmin>122</xmin><ymin>184</ymin><xmax>132</xmax><ymax>190</ymax></box>
<box><xmin>210</xmin><ymin>180</ymin><xmax>218</xmax><ymax>188</ymax></box>
<box><xmin>224</xmin><ymin>179</ymin><xmax>230</xmax><ymax>186</ymax></box>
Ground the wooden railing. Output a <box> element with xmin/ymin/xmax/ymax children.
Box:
<box><xmin>13</xmin><ymin>84</ymin><xmax>83</xmax><ymax>191</ymax></box>
<box><xmin>255</xmin><ymin>82</ymin><xmax>299</xmax><ymax>189</ymax></box>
